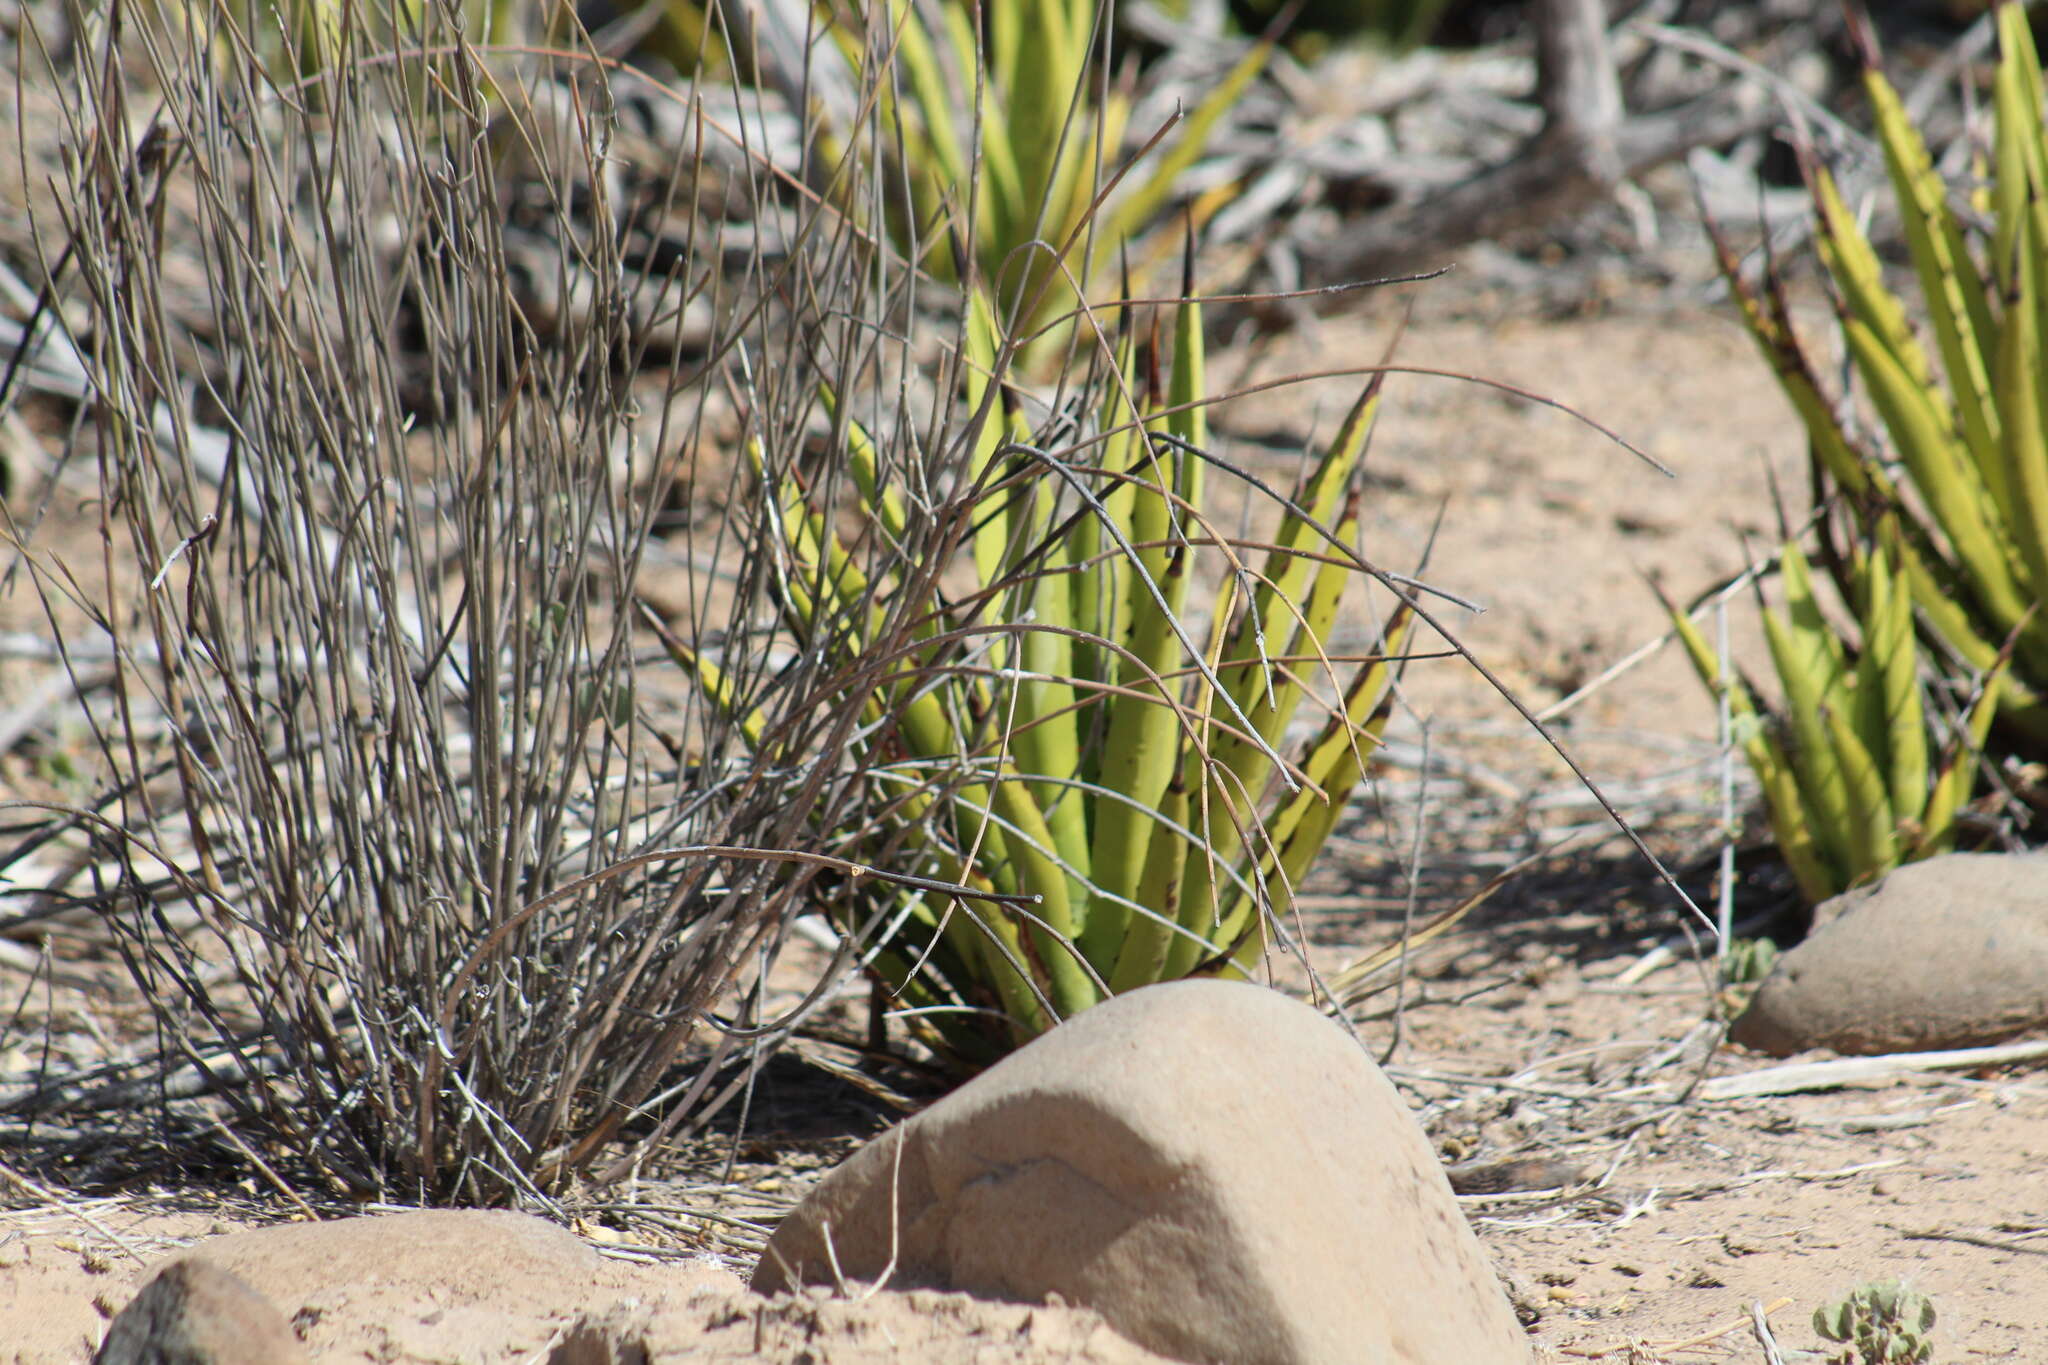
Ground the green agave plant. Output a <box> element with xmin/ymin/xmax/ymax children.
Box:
<box><xmin>824</xmin><ymin>0</ymin><xmax>1268</xmax><ymax>348</ymax></box>
<box><xmin>1668</xmin><ymin>536</ymin><xmax>2005</xmax><ymax>906</ymax></box>
<box><xmin>1712</xmin><ymin>0</ymin><xmax>2048</xmax><ymax>748</ymax></box>
<box><xmin>676</xmin><ymin>286</ymin><xmax>1412</xmax><ymax>1064</ymax></box>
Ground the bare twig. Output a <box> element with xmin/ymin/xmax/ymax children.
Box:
<box><xmin>1695</xmin><ymin>1039</ymin><xmax>2048</xmax><ymax>1102</ymax></box>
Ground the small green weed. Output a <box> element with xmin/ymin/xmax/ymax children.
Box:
<box><xmin>1814</xmin><ymin>1280</ymin><xmax>1937</xmax><ymax>1364</ymax></box>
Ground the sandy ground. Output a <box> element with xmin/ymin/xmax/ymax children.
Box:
<box><xmin>6</xmin><ymin>296</ymin><xmax>2047</xmax><ymax>1362</ymax></box>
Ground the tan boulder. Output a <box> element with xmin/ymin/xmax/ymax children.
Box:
<box><xmin>1733</xmin><ymin>852</ymin><xmax>2048</xmax><ymax>1056</ymax></box>
<box><xmin>752</xmin><ymin>978</ymin><xmax>1529</xmax><ymax>1365</ymax></box>
<box><xmin>95</xmin><ymin>1259</ymin><xmax>305</xmax><ymax>1365</ymax></box>
<box><xmin>120</xmin><ymin>1210</ymin><xmax>728</xmax><ymax>1363</ymax></box>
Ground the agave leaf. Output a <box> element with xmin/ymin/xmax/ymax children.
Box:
<box><xmin>1003</xmin><ymin>0</ymin><xmax>1083</xmax><ymax>249</ymax></box>
<box><xmin>1165</xmin><ymin>293</ymin><xmax>1208</xmax><ymax>501</ymax></box>
<box><xmin>1868</xmin><ymin>65</ymin><xmax>2003</xmax><ymax>482</ymax></box>
<box><xmin>1813</xmin><ymin>165</ymin><xmax>1946</xmax><ymax>414</ymax></box>
<box><xmin>1669</xmin><ymin>601</ymin><xmax>1837</xmax><ymax>903</ymax></box>
<box><xmin>1240</xmin><ymin>491</ymin><xmax>1367</xmax><ymax>770</ymax></box>
<box><xmin>1033</xmin><ymin>97</ymin><xmax>1122</xmax><ymax>312</ymax></box>
<box><xmin>1223</xmin><ymin>601</ymin><xmax>1414</xmax><ymax>950</ymax></box>
<box><xmin>1063</xmin><ymin>484</ymin><xmax>1107</xmax><ymax>700</ymax></box>
<box><xmin>783</xmin><ymin>488</ymin><xmax>892</xmax><ymax>656</ymax></box>
<box><xmin>2002</xmin><ymin>4</ymin><xmax>2048</xmax><ymax>204</ymax></box>
<box><xmin>1085</xmin><ymin>305</ymin><xmax>1199</xmax><ymax>934</ymax></box>
<box><xmin>1823</xmin><ymin>699</ymin><xmax>1899</xmax><ymax>884</ymax></box>
<box><xmin>964</xmin><ymin>290</ymin><xmax>1013</xmax><ymax>590</ymax></box>
<box><xmin>871</xmin><ymin>785</ymin><xmax>1042</xmax><ymax>1016</ymax></box>
<box><xmin>1997</xmin><ymin>202</ymin><xmax>2048</xmax><ymax>600</ymax></box>
<box><xmin>1779</xmin><ymin>540</ymin><xmax>1851</xmax><ymax>691</ymax></box>
<box><xmin>667</xmin><ymin>619</ymin><xmax>1038</xmax><ymax>1033</ymax></box>
<box><xmin>652</xmin><ymin>638</ymin><xmax>766</xmax><ymax>750</ymax></box>
<box><xmin>1763</xmin><ymin>543</ymin><xmax>1859</xmax><ymax>873</ymax></box>
<box><xmin>936</xmin><ymin>2</ymin><xmax>1025</xmax><ymax>267</ymax></box>
<box><xmin>1083</xmin><ymin>544</ymin><xmax>1192</xmax><ymax>960</ymax></box>
<box><xmin>983</xmin><ymin>771</ymin><xmax>1099</xmax><ymax>1022</ymax></box>
<box><xmin>1068</xmin><ymin>320</ymin><xmax>1142</xmax><ymax>691</ymax></box>
<box><xmin>1006</xmin><ymin>487</ymin><xmax>1091</xmax><ymax>895</ymax></box>
<box><xmin>988</xmin><ymin>0</ymin><xmax>1024</xmax><ymax>94</ymax></box>
<box><xmin>1709</xmin><ymin>226</ymin><xmax>1882</xmax><ymax>501</ymax></box>
<box><xmin>1880</xmin><ymin>518</ymin><xmax>2048</xmax><ymax>741</ymax></box>
<box><xmin>1208</xmin><ymin>379</ymin><xmax>1383</xmax><ymax>794</ymax></box>
<box><xmin>1848</xmin><ymin>546</ymin><xmax>1889</xmax><ymax>759</ymax></box>
<box><xmin>950</xmin><ymin>894</ymin><xmax>1056</xmax><ymax>1045</ymax></box>
<box><xmin>1292</xmin><ymin>605</ymin><xmax>1415</xmax><ymax>823</ymax></box>
<box><xmin>1843</xmin><ymin>318</ymin><xmax>2030</xmax><ymax>631</ymax></box>
<box><xmin>1159</xmin><ymin>584</ymin><xmax>1251</xmax><ymax>981</ymax></box>
<box><xmin>1760</xmin><ymin>602</ymin><xmax>1853</xmax><ymax>883</ymax></box>
<box><xmin>887</xmin><ymin>0</ymin><xmax>969</xmax><ymax>207</ymax></box>
<box><xmin>1916</xmin><ymin>647</ymin><xmax>2011</xmax><ymax>859</ymax></box>
<box><xmin>1875</xmin><ymin>512</ymin><xmax>1993</xmax><ymax>666</ymax></box>
<box><xmin>1993</xmin><ymin>10</ymin><xmax>2039</xmax><ymax>290</ymax></box>
<box><xmin>1102</xmin><ymin>37</ymin><xmax>1274</xmax><ymax>248</ymax></box>
<box><xmin>1106</xmin><ymin>767</ymin><xmax>1192</xmax><ymax>993</ymax></box>
<box><xmin>1116</xmin><ymin>446</ymin><xmax>1177</xmax><ymax>675</ymax></box>
<box><xmin>1860</xmin><ymin>543</ymin><xmax>1930</xmax><ymax>826</ymax></box>
<box><xmin>820</xmin><ymin>386</ymin><xmax>910</xmax><ymax>547</ymax></box>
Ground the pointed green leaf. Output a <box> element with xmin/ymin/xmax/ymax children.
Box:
<box><xmin>1860</xmin><ymin>543</ymin><xmax>1930</xmax><ymax>826</ymax></box>
<box><xmin>1103</xmin><ymin>38</ymin><xmax>1275</xmax><ymax>247</ymax></box>
<box><xmin>1084</xmin><ymin>545</ymin><xmax>1192</xmax><ymax>956</ymax></box>
<box><xmin>1669</xmin><ymin>601</ymin><xmax>1837</xmax><ymax>904</ymax></box>
<box><xmin>1998</xmin><ymin>202</ymin><xmax>2048</xmax><ymax>601</ymax></box>
<box><xmin>1106</xmin><ymin>770</ymin><xmax>1192</xmax><ymax>993</ymax></box>
<box><xmin>1208</xmin><ymin>379</ymin><xmax>1382</xmax><ymax>789</ymax></box>
<box><xmin>1844</xmin><ymin>316</ymin><xmax>2031</xmax><ymax>631</ymax></box>
<box><xmin>1917</xmin><ymin>649</ymin><xmax>2010</xmax><ymax>859</ymax></box>
<box><xmin>1869</xmin><ymin>64</ymin><xmax>2003</xmax><ymax>483</ymax></box>
<box><xmin>1762</xmin><ymin>602</ymin><xmax>1854</xmax><ymax>883</ymax></box>
<box><xmin>1822</xmin><ymin>700</ymin><xmax>1898</xmax><ymax>884</ymax></box>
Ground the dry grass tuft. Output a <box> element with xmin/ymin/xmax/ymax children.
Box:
<box><xmin>0</xmin><ymin>0</ymin><xmax>969</xmax><ymax>1202</ymax></box>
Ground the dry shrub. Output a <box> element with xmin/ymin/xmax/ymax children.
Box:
<box><xmin>0</xmin><ymin>0</ymin><xmax>960</xmax><ymax>1202</ymax></box>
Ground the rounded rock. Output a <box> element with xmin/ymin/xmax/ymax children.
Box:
<box><xmin>752</xmin><ymin>978</ymin><xmax>1529</xmax><ymax>1365</ymax></box>
<box><xmin>1733</xmin><ymin>852</ymin><xmax>2048</xmax><ymax>1057</ymax></box>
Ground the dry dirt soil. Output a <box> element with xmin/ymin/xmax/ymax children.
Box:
<box><xmin>6</xmin><ymin>292</ymin><xmax>2047</xmax><ymax>1362</ymax></box>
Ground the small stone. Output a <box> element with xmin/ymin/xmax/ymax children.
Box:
<box><xmin>1733</xmin><ymin>852</ymin><xmax>2048</xmax><ymax>1056</ymax></box>
<box><xmin>94</xmin><ymin>1259</ymin><xmax>306</xmax><ymax>1365</ymax></box>
<box><xmin>166</xmin><ymin>1209</ymin><xmax>615</xmax><ymax>1298</ymax></box>
<box><xmin>752</xmin><ymin>979</ymin><xmax>1529</xmax><ymax>1365</ymax></box>
<box><xmin>116</xmin><ymin>1210</ymin><xmax>676</xmax><ymax>1363</ymax></box>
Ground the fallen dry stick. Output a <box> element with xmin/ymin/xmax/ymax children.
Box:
<box><xmin>1555</xmin><ymin>1294</ymin><xmax>1794</xmax><ymax>1358</ymax></box>
<box><xmin>1695</xmin><ymin>1038</ymin><xmax>2048</xmax><ymax>1101</ymax></box>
